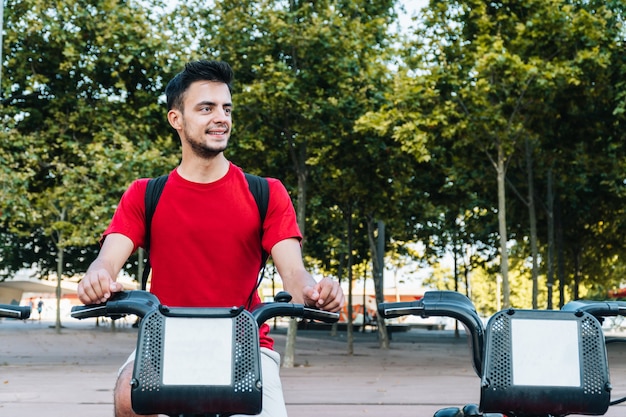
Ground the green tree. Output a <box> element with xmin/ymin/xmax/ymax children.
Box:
<box><xmin>1</xmin><ymin>0</ymin><xmax>179</xmax><ymax>330</ymax></box>
<box><xmin>371</xmin><ymin>0</ymin><xmax>626</xmax><ymax>310</ymax></box>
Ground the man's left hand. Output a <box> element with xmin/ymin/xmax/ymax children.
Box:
<box><xmin>303</xmin><ymin>277</ymin><xmax>345</xmax><ymax>312</ymax></box>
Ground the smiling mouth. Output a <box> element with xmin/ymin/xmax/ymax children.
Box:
<box><xmin>206</xmin><ymin>128</ymin><xmax>228</xmax><ymax>135</ymax></box>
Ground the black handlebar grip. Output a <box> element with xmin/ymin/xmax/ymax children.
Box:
<box><xmin>0</xmin><ymin>305</ymin><xmax>31</xmax><ymax>319</ymax></box>
<box><xmin>70</xmin><ymin>303</ymin><xmax>109</xmax><ymax>319</ymax></box>
<box><xmin>561</xmin><ymin>300</ymin><xmax>626</xmax><ymax>317</ymax></box>
<box><xmin>302</xmin><ymin>307</ymin><xmax>340</xmax><ymax>323</ymax></box>
<box><xmin>378</xmin><ymin>301</ymin><xmax>423</xmax><ymax>318</ymax></box>
<box><xmin>70</xmin><ymin>290</ymin><xmax>160</xmax><ymax>319</ymax></box>
<box><xmin>251</xmin><ymin>302</ymin><xmax>340</xmax><ymax>325</ymax></box>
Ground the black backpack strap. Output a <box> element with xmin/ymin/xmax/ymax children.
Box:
<box><xmin>244</xmin><ymin>173</ymin><xmax>270</xmax><ymax>309</ymax></box>
<box><xmin>244</xmin><ymin>173</ymin><xmax>270</xmax><ymax>267</ymax></box>
<box><xmin>141</xmin><ymin>174</ymin><xmax>169</xmax><ymax>290</ymax></box>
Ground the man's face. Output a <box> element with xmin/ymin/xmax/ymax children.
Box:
<box><xmin>177</xmin><ymin>80</ymin><xmax>233</xmax><ymax>158</ymax></box>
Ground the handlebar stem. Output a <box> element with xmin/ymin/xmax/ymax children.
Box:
<box><xmin>379</xmin><ymin>291</ymin><xmax>485</xmax><ymax>376</ymax></box>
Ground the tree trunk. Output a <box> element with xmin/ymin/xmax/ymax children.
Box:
<box><xmin>347</xmin><ymin>267</ymin><xmax>354</xmax><ymax>355</ymax></box>
<box><xmin>546</xmin><ymin>166</ymin><xmax>555</xmax><ymax>309</ymax></box>
<box><xmin>464</xmin><ymin>248</ymin><xmax>471</xmax><ymax>298</ymax></box>
<box><xmin>556</xmin><ymin>201</ymin><xmax>566</xmax><ymax>308</ymax></box>
<box><xmin>55</xmin><ymin>233</ymin><xmax>63</xmax><ymax>334</ymax></box>
<box><xmin>368</xmin><ymin>218</ymin><xmax>388</xmax><ymax>349</ymax></box>
<box><xmin>283</xmin><ymin>319</ymin><xmax>298</xmax><ymax>368</ymax></box>
<box><xmin>525</xmin><ymin>138</ymin><xmax>539</xmax><ymax>309</ymax></box>
<box><xmin>138</xmin><ymin>247</ymin><xmax>145</xmax><ymax>286</ymax></box>
<box><xmin>453</xmin><ymin>238</ymin><xmax>459</xmax><ymax>337</ymax></box>
<box><xmin>283</xmin><ymin>142</ymin><xmax>308</xmax><ymax>368</ymax></box>
<box><xmin>330</xmin><ymin>253</ymin><xmax>346</xmax><ymax>337</ymax></box>
<box><xmin>346</xmin><ymin>210</ymin><xmax>354</xmax><ymax>355</ymax></box>
<box><xmin>54</xmin><ymin>207</ymin><xmax>66</xmax><ymax>334</ymax></box>
<box><xmin>573</xmin><ymin>250</ymin><xmax>582</xmax><ymax>301</ymax></box>
<box><xmin>453</xmin><ymin>237</ymin><xmax>459</xmax><ymax>293</ymax></box>
<box><xmin>496</xmin><ymin>143</ymin><xmax>511</xmax><ymax>308</ymax></box>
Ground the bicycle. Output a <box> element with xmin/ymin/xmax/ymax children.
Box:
<box><xmin>71</xmin><ymin>290</ymin><xmax>339</xmax><ymax>417</ymax></box>
<box><xmin>378</xmin><ymin>290</ymin><xmax>626</xmax><ymax>417</ymax></box>
<box><xmin>0</xmin><ymin>303</ymin><xmax>31</xmax><ymax>319</ymax></box>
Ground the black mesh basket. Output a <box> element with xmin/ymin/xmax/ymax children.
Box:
<box><xmin>480</xmin><ymin>309</ymin><xmax>610</xmax><ymax>416</ymax></box>
<box><xmin>130</xmin><ymin>306</ymin><xmax>262</xmax><ymax>416</ymax></box>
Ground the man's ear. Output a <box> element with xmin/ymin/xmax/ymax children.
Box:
<box><xmin>167</xmin><ymin>109</ymin><xmax>182</xmax><ymax>130</ymax></box>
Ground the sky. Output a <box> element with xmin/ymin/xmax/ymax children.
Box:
<box><xmin>398</xmin><ymin>0</ymin><xmax>428</xmax><ymax>21</ymax></box>
<box><xmin>396</xmin><ymin>0</ymin><xmax>428</xmax><ymax>34</ymax></box>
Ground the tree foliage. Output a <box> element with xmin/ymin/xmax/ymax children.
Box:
<box><xmin>1</xmin><ymin>0</ymin><xmax>179</xmax><ymax>277</ymax></box>
<box><xmin>363</xmin><ymin>0</ymin><xmax>626</xmax><ymax>307</ymax></box>
<box><xmin>1</xmin><ymin>0</ymin><xmax>626</xmax><ymax>320</ymax></box>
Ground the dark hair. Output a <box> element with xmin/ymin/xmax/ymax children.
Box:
<box><xmin>165</xmin><ymin>60</ymin><xmax>234</xmax><ymax>111</ymax></box>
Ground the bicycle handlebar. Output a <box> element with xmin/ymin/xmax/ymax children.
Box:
<box><xmin>250</xmin><ymin>302</ymin><xmax>340</xmax><ymax>325</ymax></box>
<box><xmin>0</xmin><ymin>304</ymin><xmax>31</xmax><ymax>319</ymax></box>
<box><xmin>71</xmin><ymin>290</ymin><xmax>338</xmax><ymax>417</ymax></box>
<box><xmin>70</xmin><ymin>290</ymin><xmax>339</xmax><ymax>326</ymax></box>
<box><xmin>378</xmin><ymin>291</ymin><xmax>484</xmax><ymax>376</ymax></box>
<box><xmin>70</xmin><ymin>291</ymin><xmax>160</xmax><ymax>320</ymax></box>
<box><xmin>561</xmin><ymin>299</ymin><xmax>626</xmax><ymax>318</ymax></box>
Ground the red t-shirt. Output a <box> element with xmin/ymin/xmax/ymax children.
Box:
<box><xmin>103</xmin><ymin>163</ymin><xmax>302</xmax><ymax>349</ymax></box>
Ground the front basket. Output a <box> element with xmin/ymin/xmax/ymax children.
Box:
<box><xmin>480</xmin><ymin>309</ymin><xmax>610</xmax><ymax>416</ymax></box>
<box><xmin>131</xmin><ymin>307</ymin><xmax>263</xmax><ymax>416</ymax></box>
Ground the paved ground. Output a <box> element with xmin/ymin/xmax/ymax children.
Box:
<box><xmin>2</xmin><ymin>316</ymin><xmax>626</xmax><ymax>417</ymax></box>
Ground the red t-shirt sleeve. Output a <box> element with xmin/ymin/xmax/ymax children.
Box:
<box><xmin>101</xmin><ymin>178</ymin><xmax>150</xmax><ymax>251</ymax></box>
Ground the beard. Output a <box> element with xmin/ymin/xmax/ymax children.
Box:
<box><xmin>183</xmin><ymin>125</ymin><xmax>229</xmax><ymax>159</ymax></box>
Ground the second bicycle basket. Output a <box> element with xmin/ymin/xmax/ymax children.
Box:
<box><xmin>480</xmin><ymin>309</ymin><xmax>610</xmax><ymax>416</ymax></box>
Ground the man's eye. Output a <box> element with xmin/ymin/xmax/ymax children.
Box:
<box><xmin>200</xmin><ymin>106</ymin><xmax>211</xmax><ymax>112</ymax></box>
<box><xmin>225</xmin><ymin>108</ymin><xmax>232</xmax><ymax>115</ymax></box>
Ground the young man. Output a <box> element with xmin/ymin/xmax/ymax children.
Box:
<box><xmin>77</xmin><ymin>60</ymin><xmax>345</xmax><ymax>417</ymax></box>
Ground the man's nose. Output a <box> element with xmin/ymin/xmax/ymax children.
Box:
<box><xmin>213</xmin><ymin>107</ymin><xmax>230</xmax><ymax>122</ymax></box>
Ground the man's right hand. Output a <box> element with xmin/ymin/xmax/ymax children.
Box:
<box><xmin>77</xmin><ymin>269</ymin><xmax>124</xmax><ymax>305</ymax></box>
<box><xmin>77</xmin><ymin>233</ymin><xmax>134</xmax><ymax>305</ymax></box>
